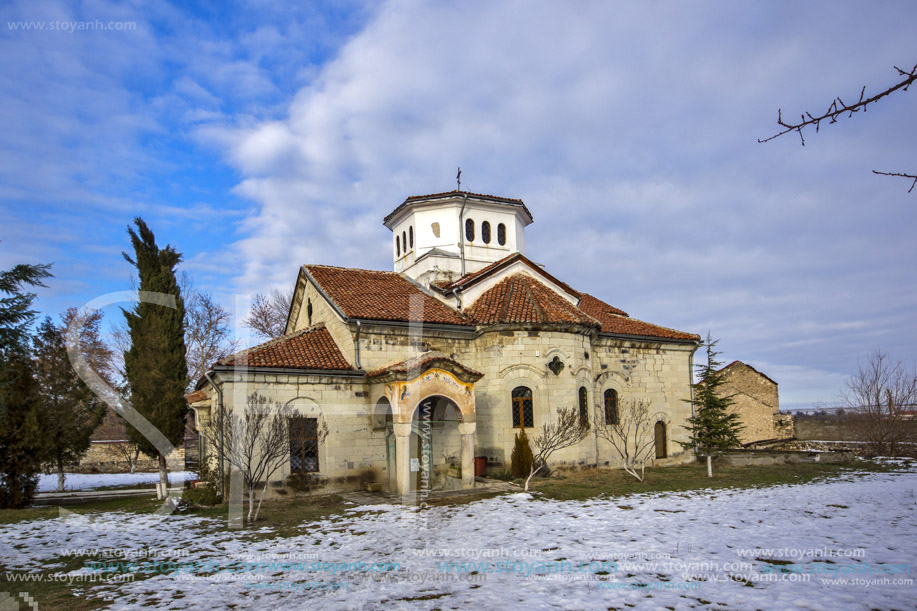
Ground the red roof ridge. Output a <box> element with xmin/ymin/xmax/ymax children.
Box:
<box><xmin>218</xmin><ymin>324</ymin><xmax>326</xmax><ymax>366</ymax></box>
<box><xmin>437</xmin><ymin>253</ymin><xmax>582</xmax><ymax>302</ymax></box>
<box><xmin>305</xmin><ymin>264</ymin><xmax>472</xmax><ymax>326</ymax></box>
<box><xmin>578</xmin><ymin>292</ymin><xmax>629</xmax><ymax>318</ymax></box>
<box><xmin>305</xmin><ymin>263</ymin><xmax>398</xmax><ymax>275</ymax></box>
<box><xmin>614</xmin><ymin>314</ymin><xmax>700</xmax><ymax>340</ymax></box>
<box><xmin>216</xmin><ymin>324</ymin><xmax>353</xmax><ymax>371</ymax></box>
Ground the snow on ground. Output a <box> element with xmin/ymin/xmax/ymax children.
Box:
<box><xmin>3</xmin><ymin>467</ymin><xmax>915</xmax><ymax>610</ymax></box>
<box><xmin>37</xmin><ymin>471</ymin><xmax>197</xmax><ymax>493</ymax></box>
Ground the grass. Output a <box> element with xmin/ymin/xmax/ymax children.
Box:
<box><xmin>526</xmin><ymin>459</ymin><xmax>899</xmax><ymax>501</ymax></box>
<box><xmin>188</xmin><ymin>494</ymin><xmax>346</xmax><ymax>539</ymax></box>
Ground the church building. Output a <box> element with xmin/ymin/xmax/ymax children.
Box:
<box><xmin>187</xmin><ymin>191</ymin><xmax>701</xmax><ymax>496</ymax></box>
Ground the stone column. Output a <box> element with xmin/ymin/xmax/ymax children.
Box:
<box><xmin>459</xmin><ymin>422</ymin><xmax>476</xmax><ymax>489</ymax></box>
<box><xmin>393</xmin><ymin>422</ymin><xmax>413</xmax><ymax>497</ymax></box>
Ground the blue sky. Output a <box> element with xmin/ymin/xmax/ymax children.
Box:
<box><xmin>2</xmin><ymin>0</ymin><xmax>915</xmax><ymax>410</ymax></box>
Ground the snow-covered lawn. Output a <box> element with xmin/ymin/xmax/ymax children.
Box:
<box><xmin>37</xmin><ymin>471</ymin><xmax>197</xmax><ymax>492</ymax></box>
<box><xmin>3</xmin><ymin>466</ymin><xmax>915</xmax><ymax>610</ymax></box>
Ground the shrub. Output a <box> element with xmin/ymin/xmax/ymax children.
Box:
<box><xmin>490</xmin><ymin>469</ymin><xmax>513</xmax><ymax>481</ymax></box>
<box><xmin>183</xmin><ymin>484</ymin><xmax>221</xmax><ymax>507</ymax></box>
<box><xmin>511</xmin><ymin>429</ymin><xmax>533</xmax><ymax>478</ymax></box>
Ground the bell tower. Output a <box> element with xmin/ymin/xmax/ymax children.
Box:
<box><xmin>383</xmin><ymin>191</ymin><xmax>534</xmax><ymax>288</ymax></box>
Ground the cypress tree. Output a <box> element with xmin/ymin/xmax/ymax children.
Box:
<box><xmin>680</xmin><ymin>334</ymin><xmax>743</xmax><ymax>477</ymax></box>
<box><xmin>33</xmin><ymin>316</ymin><xmax>106</xmax><ymax>492</ymax></box>
<box><xmin>122</xmin><ymin>218</ymin><xmax>188</xmax><ymax>492</ymax></box>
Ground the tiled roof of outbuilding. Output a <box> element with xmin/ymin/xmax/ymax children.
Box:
<box><xmin>305</xmin><ymin>264</ymin><xmax>471</xmax><ymax>326</ymax></box>
<box><xmin>219</xmin><ymin>326</ymin><xmax>353</xmax><ymax>371</ymax></box>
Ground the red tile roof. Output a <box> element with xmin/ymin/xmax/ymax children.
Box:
<box><xmin>467</xmin><ymin>273</ymin><xmax>599</xmax><ymax>327</ymax></box>
<box><xmin>306</xmin><ymin>264</ymin><xmax>471</xmax><ymax>326</ymax></box>
<box><xmin>578</xmin><ymin>293</ymin><xmax>700</xmax><ymax>341</ymax></box>
<box><xmin>185</xmin><ymin>390</ymin><xmax>208</xmax><ymax>404</ymax></box>
<box><xmin>578</xmin><ymin>293</ymin><xmax>629</xmax><ymax>319</ymax></box>
<box><xmin>219</xmin><ymin>326</ymin><xmax>353</xmax><ymax>370</ymax></box>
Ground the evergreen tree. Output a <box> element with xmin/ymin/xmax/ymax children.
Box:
<box><xmin>510</xmin><ymin>428</ymin><xmax>533</xmax><ymax>479</ymax></box>
<box><xmin>0</xmin><ymin>260</ymin><xmax>53</xmax><ymax>507</ymax></box>
<box><xmin>0</xmin><ymin>351</ymin><xmax>47</xmax><ymax>507</ymax></box>
<box><xmin>680</xmin><ymin>334</ymin><xmax>743</xmax><ymax>477</ymax></box>
<box><xmin>122</xmin><ymin>218</ymin><xmax>188</xmax><ymax>492</ymax></box>
<box><xmin>33</xmin><ymin>316</ymin><xmax>106</xmax><ymax>492</ymax></box>
<box><xmin>0</xmin><ymin>261</ymin><xmax>52</xmax><ymax>356</ymax></box>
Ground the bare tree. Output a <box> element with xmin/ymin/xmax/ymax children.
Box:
<box><xmin>525</xmin><ymin>406</ymin><xmax>589</xmax><ymax>491</ymax></box>
<box><xmin>760</xmin><ymin>63</ymin><xmax>917</xmax><ymax>192</ymax></box>
<box><xmin>842</xmin><ymin>349</ymin><xmax>917</xmax><ymax>456</ymax></box>
<box><xmin>110</xmin><ymin>439</ymin><xmax>143</xmax><ymax>473</ymax></box>
<box><xmin>243</xmin><ymin>288</ymin><xmax>294</xmax><ymax>340</ymax></box>
<box><xmin>596</xmin><ymin>398</ymin><xmax>662</xmax><ymax>482</ymax></box>
<box><xmin>185</xmin><ymin>291</ymin><xmax>238</xmax><ymax>389</ymax></box>
<box><xmin>210</xmin><ymin>393</ymin><xmax>327</xmax><ymax>523</ymax></box>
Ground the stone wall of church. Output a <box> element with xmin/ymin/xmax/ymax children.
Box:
<box><xmin>198</xmin><ymin>372</ymin><xmax>387</xmax><ymax>494</ymax></box>
<box><xmin>442</xmin><ymin>329</ymin><xmax>696</xmax><ymax>470</ymax></box>
<box><xmin>195</xmin><ymin>327</ymin><xmax>698</xmax><ymax>494</ymax></box>
<box><xmin>589</xmin><ymin>337</ymin><xmax>696</xmax><ymax>468</ymax></box>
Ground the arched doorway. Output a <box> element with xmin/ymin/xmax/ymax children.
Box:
<box><xmin>654</xmin><ymin>421</ymin><xmax>668</xmax><ymax>459</ymax></box>
<box><xmin>410</xmin><ymin>396</ymin><xmax>463</xmax><ymax>492</ymax></box>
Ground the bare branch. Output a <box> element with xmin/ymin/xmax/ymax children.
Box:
<box><xmin>759</xmin><ymin>63</ymin><xmax>917</xmax><ymax>145</ymax></box>
<box><xmin>841</xmin><ymin>349</ymin><xmax>917</xmax><ymax>456</ymax></box>
<box><xmin>872</xmin><ymin>170</ymin><xmax>917</xmax><ymax>193</ymax></box>
<box><xmin>185</xmin><ymin>290</ymin><xmax>239</xmax><ymax>387</ymax></box>
<box><xmin>208</xmin><ymin>393</ymin><xmax>323</xmax><ymax>523</ymax></box>
<box><xmin>595</xmin><ymin>398</ymin><xmax>662</xmax><ymax>482</ymax></box>
<box><xmin>524</xmin><ymin>406</ymin><xmax>589</xmax><ymax>491</ymax></box>
<box><xmin>244</xmin><ymin>288</ymin><xmax>294</xmax><ymax>340</ymax></box>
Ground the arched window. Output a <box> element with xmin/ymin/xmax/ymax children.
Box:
<box><xmin>402</xmin><ymin>231</ymin><xmax>407</xmax><ymax>252</ymax></box>
<box><xmin>578</xmin><ymin>386</ymin><xmax>589</xmax><ymax>426</ymax></box>
<box><xmin>604</xmin><ymin>389</ymin><xmax>619</xmax><ymax>425</ymax></box>
<box><xmin>655</xmin><ymin>421</ymin><xmax>667</xmax><ymax>458</ymax></box>
<box><xmin>481</xmin><ymin>221</ymin><xmax>491</xmax><ymax>244</ymax></box>
<box><xmin>497</xmin><ymin>223</ymin><xmax>506</xmax><ymax>245</ymax></box>
<box><xmin>465</xmin><ymin>218</ymin><xmax>475</xmax><ymax>242</ymax></box>
<box><xmin>511</xmin><ymin>386</ymin><xmax>533</xmax><ymax>428</ymax></box>
<box><xmin>409</xmin><ymin>226</ymin><xmax>413</xmax><ymax>248</ymax></box>
<box><xmin>290</xmin><ymin>417</ymin><xmax>320</xmax><ymax>473</ymax></box>
<box><xmin>396</xmin><ymin>235</ymin><xmax>400</xmax><ymax>257</ymax></box>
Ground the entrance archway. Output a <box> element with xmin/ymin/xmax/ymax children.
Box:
<box><xmin>368</xmin><ymin>359</ymin><xmax>481</xmax><ymax>497</ymax></box>
<box><xmin>409</xmin><ymin>396</ymin><xmax>464</xmax><ymax>493</ymax></box>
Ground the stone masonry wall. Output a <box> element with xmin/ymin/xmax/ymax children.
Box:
<box><xmin>719</xmin><ymin>363</ymin><xmax>779</xmax><ymax>444</ymax></box>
